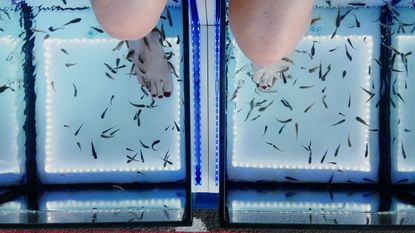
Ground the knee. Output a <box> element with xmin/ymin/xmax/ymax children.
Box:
<box><xmin>101</xmin><ymin>21</ymin><xmax>155</xmax><ymax>40</ymax></box>
<box><xmin>233</xmin><ymin>30</ymin><xmax>294</xmax><ymax>66</ymax></box>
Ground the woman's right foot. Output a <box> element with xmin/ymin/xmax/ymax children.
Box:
<box><xmin>128</xmin><ymin>30</ymin><xmax>174</xmax><ymax>98</ymax></box>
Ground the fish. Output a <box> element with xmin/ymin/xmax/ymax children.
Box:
<box><xmin>365</xmin><ymin>143</ymin><xmax>369</xmax><ymax>158</ymax></box>
<box><xmin>331</xmin><ymin>119</ymin><xmax>346</xmax><ymax>127</ymax></box>
<box><xmin>166</xmin><ymin>8</ymin><xmax>173</xmax><ymax>27</ymax></box>
<box><xmin>251</xmin><ymin>114</ymin><xmax>261</xmax><ymax>121</ymax></box>
<box><xmin>352</xmin><ymin>14</ymin><xmax>361</xmax><ymax>28</ymax></box>
<box><xmin>105</xmin><ymin>72</ymin><xmax>114</xmax><ymax>80</ymax></box>
<box><xmin>113</xmin><ymin>41</ymin><xmax>125</xmax><ymax>51</ymax></box>
<box><xmin>162</xmin><ymin>150</ymin><xmax>173</xmax><ymax>167</ymax></box>
<box><xmin>285</xmin><ymin>176</ymin><xmax>300</xmax><ymax>182</ymax></box>
<box><xmin>329</xmin><ymin>47</ymin><xmax>339</xmax><ymax>52</ymax></box>
<box><xmin>91</xmin><ymin>141</ymin><xmax>98</xmax><ymax>159</ymax></box>
<box><xmin>140</xmin><ymin>139</ymin><xmax>150</xmax><ymax>149</ymax></box>
<box><xmin>90</xmin><ymin>26</ymin><xmax>104</xmax><ymax>33</ymax></box>
<box><xmin>104</xmin><ymin>63</ymin><xmax>117</xmax><ymax>74</ymax></box>
<box><xmin>167</xmin><ymin>61</ymin><xmax>179</xmax><ymax>78</ymax></box>
<box><xmin>342</xmin><ymin>70</ymin><xmax>347</xmax><ymax>79</ymax></box>
<box><xmin>151</xmin><ymin>140</ymin><xmax>160</xmax><ymax>151</ymax></box>
<box><xmin>140</xmin><ymin>149</ymin><xmax>145</xmax><ymax>163</ymax></box>
<box><xmin>74</xmin><ymin>123</ymin><xmax>84</xmax><ymax>136</ymax></box>
<box><xmin>65</xmin><ymin>63</ymin><xmax>77</xmax><ymax>68</ymax></box>
<box><xmin>402</xmin><ymin>144</ymin><xmax>407</xmax><ymax>159</ymax></box>
<box><xmin>334</xmin><ymin>144</ymin><xmax>341</xmax><ymax>157</ymax></box>
<box><xmin>295</xmin><ymin>123</ymin><xmax>299</xmax><ymax>140</ymax></box>
<box><xmin>348</xmin><ymin>134</ymin><xmax>352</xmax><ymax>147</ymax></box>
<box><xmin>363</xmin><ymin>178</ymin><xmax>375</xmax><ymax>183</ymax></box>
<box><xmin>102</xmin><ymin>127</ymin><xmax>114</xmax><ymax>135</ymax></box>
<box><xmin>0</xmin><ymin>85</ymin><xmax>12</xmax><ymax>93</ymax></box>
<box><xmin>396</xmin><ymin>178</ymin><xmax>409</xmax><ymax>184</ymax></box>
<box><xmin>77</xmin><ymin>142</ymin><xmax>82</xmax><ymax>151</ymax></box>
<box><xmin>265</xmin><ymin>141</ymin><xmax>284</xmax><ymax>152</ymax></box>
<box><xmin>278</xmin><ymin>124</ymin><xmax>286</xmax><ymax>134</ymax></box>
<box><xmin>320</xmin><ymin>150</ymin><xmax>328</xmax><ymax>163</ymax></box>
<box><xmin>63</xmin><ymin>18</ymin><xmax>82</xmax><ymax>26</ymax></box>
<box><xmin>101</xmin><ymin>107</ymin><xmax>109</xmax><ymax>119</ymax></box>
<box><xmin>174</xmin><ymin>120</ymin><xmax>180</xmax><ymax>132</ymax></box>
<box><xmin>322</xmin><ymin>95</ymin><xmax>328</xmax><ymax>109</ymax></box>
<box><xmin>245</xmin><ymin>99</ymin><xmax>255</xmax><ymax>121</ymax></box>
<box><xmin>304</xmin><ymin>103</ymin><xmax>315</xmax><ymax>113</ymax></box>
<box><xmin>72</xmin><ymin>83</ymin><xmax>77</xmax><ymax>97</ymax></box>
<box><xmin>277</xmin><ymin>118</ymin><xmax>292</xmax><ymax>124</ymax></box>
<box><xmin>345</xmin><ymin>44</ymin><xmax>352</xmax><ymax>61</ymax></box>
<box><xmin>347</xmin><ymin>38</ymin><xmax>356</xmax><ymax>49</ymax></box>
<box><xmin>356</xmin><ymin>116</ymin><xmax>369</xmax><ymax>127</ymax></box>
<box><xmin>348</xmin><ymin>95</ymin><xmax>351</xmax><ymax>108</ymax></box>
<box><xmin>281</xmin><ymin>98</ymin><xmax>293</xmax><ymax>111</ymax></box>
<box><xmin>258</xmin><ymin>101</ymin><xmax>274</xmax><ymax>112</ymax></box>
<box><xmin>60</xmin><ymin>48</ymin><xmax>70</xmax><ymax>55</ymax></box>
<box><xmin>262</xmin><ymin>126</ymin><xmax>268</xmax><ymax>137</ymax></box>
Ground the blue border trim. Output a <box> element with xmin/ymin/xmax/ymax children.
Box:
<box><xmin>189</xmin><ymin>0</ymin><xmax>202</xmax><ymax>185</ymax></box>
<box><xmin>214</xmin><ymin>0</ymin><xmax>221</xmax><ymax>187</ymax></box>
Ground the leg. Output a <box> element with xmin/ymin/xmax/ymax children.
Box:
<box><xmin>91</xmin><ymin>0</ymin><xmax>167</xmax><ymax>40</ymax></box>
<box><xmin>91</xmin><ymin>0</ymin><xmax>174</xmax><ymax>98</ymax></box>
<box><xmin>229</xmin><ymin>0</ymin><xmax>314</xmax><ymax>90</ymax></box>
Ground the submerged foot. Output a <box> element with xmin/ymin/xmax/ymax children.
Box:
<box><xmin>252</xmin><ymin>60</ymin><xmax>291</xmax><ymax>92</ymax></box>
<box><xmin>127</xmin><ymin>30</ymin><xmax>173</xmax><ymax>98</ymax></box>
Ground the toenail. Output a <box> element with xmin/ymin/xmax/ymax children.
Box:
<box><xmin>152</xmin><ymin>94</ymin><xmax>157</xmax><ymax>97</ymax></box>
<box><xmin>164</xmin><ymin>92</ymin><xmax>171</xmax><ymax>97</ymax></box>
<box><xmin>256</xmin><ymin>84</ymin><xmax>259</xmax><ymax>87</ymax></box>
<box><xmin>158</xmin><ymin>95</ymin><xmax>163</xmax><ymax>99</ymax></box>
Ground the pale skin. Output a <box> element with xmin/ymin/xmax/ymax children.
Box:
<box><xmin>91</xmin><ymin>0</ymin><xmax>314</xmax><ymax>95</ymax></box>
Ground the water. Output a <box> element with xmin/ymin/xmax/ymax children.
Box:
<box><xmin>226</xmin><ymin>5</ymin><xmax>381</xmax><ymax>183</ymax></box>
<box><xmin>0</xmin><ymin>0</ymin><xmax>190</xmax><ymax>225</ymax></box>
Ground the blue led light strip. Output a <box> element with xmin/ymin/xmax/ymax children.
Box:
<box><xmin>214</xmin><ymin>0</ymin><xmax>221</xmax><ymax>186</ymax></box>
<box><xmin>189</xmin><ymin>0</ymin><xmax>202</xmax><ymax>185</ymax></box>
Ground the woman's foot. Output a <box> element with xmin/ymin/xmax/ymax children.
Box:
<box><xmin>252</xmin><ymin>60</ymin><xmax>291</xmax><ymax>92</ymax></box>
<box><xmin>128</xmin><ymin>31</ymin><xmax>174</xmax><ymax>98</ymax></box>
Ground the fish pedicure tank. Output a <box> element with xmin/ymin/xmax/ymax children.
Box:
<box><xmin>0</xmin><ymin>0</ymin><xmax>192</xmax><ymax>227</ymax></box>
<box><xmin>3</xmin><ymin>0</ymin><xmax>415</xmax><ymax>229</ymax></box>
<box><xmin>219</xmin><ymin>0</ymin><xmax>415</xmax><ymax>229</ymax></box>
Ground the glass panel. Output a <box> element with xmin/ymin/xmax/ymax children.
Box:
<box><xmin>37</xmin><ymin>187</ymin><xmax>186</xmax><ymax>224</ymax></box>
<box><xmin>390</xmin><ymin>6</ymin><xmax>415</xmax><ymax>184</ymax></box>
<box><xmin>227</xmin><ymin>185</ymin><xmax>381</xmax><ymax>225</ymax></box>
<box><xmin>29</xmin><ymin>1</ymin><xmax>186</xmax><ymax>184</ymax></box>
<box><xmin>0</xmin><ymin>1</ymin><xmax>26</xmax><ymax>186</ymax></box>
<box><xmin>225</xmin><ymin>3</ymin><xmax>381</xmax><ymax>183</ymax></box>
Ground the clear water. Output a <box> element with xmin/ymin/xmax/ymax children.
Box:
<box><xmin>0</xmin><ymin>3</ymin><xmax>26</xmax><ymax>186</ymax></box>
<box><xmin>226</xmin><ymin>5</ymin><xmax>381</xmax><ymax>183</ymax></box>
<box><xmin>224</xmin><ymin>0</ymin><xmax>415</xmax><ymax>227</ymax></box>
<box><xmin>0</xmin><ymin>0</ymin><xmax>189</xmax><ymax>225</ymax></box>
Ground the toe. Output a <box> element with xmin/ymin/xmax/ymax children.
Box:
<box><xmin>155</xmin><ymin>79</ymin><xmax>164</xmax><ymax>99</ymax></box>
<box><xmin>253</xmin><ymin>68</ymin><xmax>265</xmax><ymax>86</ymax></box>
<box><xmin>150</xmin><ymin>80</ymin><xmax>157</xmax><ymax>97</ymax></box>
<box><xmin>266</xmin><ymin>73</ymin><xmax>275</xmax><ymax>88</ymax></box>
<box><xmin>162</xmin><ymin>74</ymin><xmax>174</xmax><ymax>97</ymax></box>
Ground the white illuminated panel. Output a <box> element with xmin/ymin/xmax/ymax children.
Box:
<box><xmin>228</xmin><ymin>189</ymin><xmax>377</xmax><ymax>225</ymax></box>
<box><xmin>33</xmin><ymin>8</ymin><xmax>185</xmax><ymax>183</ymax></box>
<box><xmin>0</xmin><ymin>7</ymin><xmax>26</xmax><ymax>186</ymax></box>
<box><xmin>226</xmin><ymin>8</ymin><xmax>381</xmax><ymax>183</ymax></box>
<box><xmin>39</xmin><ymin>189</ymin><xmax>185</xmax><ymax>223</ymax></box>
<box><xmin>390</xmin><ymin>7</ymin><xmax>415</xmax><ymax>184</ymax></box>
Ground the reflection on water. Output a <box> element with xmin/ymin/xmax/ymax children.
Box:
<box><xmin>226</xmin><ymin>185</ymin><xmax>415</xmax><ymax>226</ymax></box>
